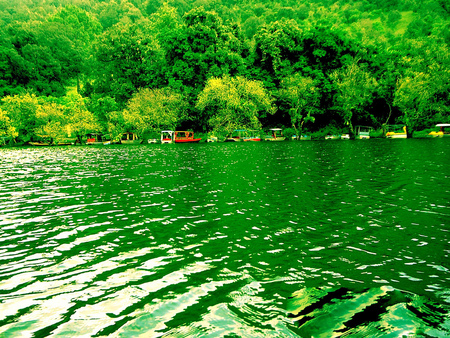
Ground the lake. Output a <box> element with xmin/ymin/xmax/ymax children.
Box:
<box><xmin>0</xmin><ymin>139</ymin><xmax>449</xmax><ymax>337</ymax></box>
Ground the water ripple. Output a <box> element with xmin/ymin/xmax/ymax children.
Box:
<box><xmin>0</xmin><ymin>140</ymin><xmax>449</xmax><ymax>336</ymax></box>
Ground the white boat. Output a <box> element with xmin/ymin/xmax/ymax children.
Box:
<box><xmin>265</xmin><ymin>128</ymin><xmax>286</xmax><ymax>141</ymax></box>
<box><xmin>207</xmin><ymin>136</ymin><xmax>219</xmax><ymax>142</ymax></box>
<box><xmin>428</xmin><ymin>124</ymin><xmax>450</xmax><ymax>137</ymax></box>
<box><xmin>355</xmin><ymin>126</ymin><xmax>372</xmax><ymax>139</ymax></box>
<box><xmin>161</xmin><ymin>130</ymin><xmax>174</xmax><ymax>144</ymax></box>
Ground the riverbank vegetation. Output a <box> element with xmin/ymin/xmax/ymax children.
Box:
<box><xmin>0</xmin><ymin>0</ymin><xmax>449</xmax><ymax>144</ymax></box>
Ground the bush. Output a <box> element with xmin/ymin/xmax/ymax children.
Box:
<box><xmin>283</xmin><ymin>128</ymin><xmax>295</xmax><ymax>140</ymax></box>
<box><xmin>369</xmin><ymin>129</ymin><xmax>385</xmax><ymax>138</ymax></box>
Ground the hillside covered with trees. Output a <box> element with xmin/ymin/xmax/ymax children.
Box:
<box><xmin>0</xmin><ymin>0</ymin><xmax>449</xmax><ymax>143</ymax></box>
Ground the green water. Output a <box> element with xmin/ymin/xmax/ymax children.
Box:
<box><xmin>0</xmin><ymin>139</ymin><xmax>449</xmax><ymax>337</ymax></box>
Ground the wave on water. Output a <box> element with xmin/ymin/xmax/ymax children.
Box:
<box><xmin>288</xmin><ymin>286</ymin><xmax>450</xmax><ymax>337</ymax></box>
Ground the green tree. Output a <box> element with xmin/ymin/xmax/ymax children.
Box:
<box><xmin>47</xmin><ymin>5</ymin><xmax>102</xmax><ymax>84</ymax></box>
<box><xmin>34</xmin><ymin>102</ymin><xmax>68</xmax><ymax>144</ymax></box>
<box><xmin>105</xmin><ymin>110</ymin><xmax>126</xmax><ymax>143</ymax></box>
<box><xmin>122</xmin><ymin>87</ymin><xmax>187</xmax><ymax>138</ymax></box>
<box><xmin>330</xmin><ymin>59</ymin><xmax>378</xmax><ymax>135</ymax></box>
<box><xmin>279</xmin><ymin>74</ymin><xmax>320</xmax><ymax>139</ymax></box>
<box><xmin>1</xmin><ymin>93</ymin><xmax>40</xmax><ymax>142</ymax></box>
<box><xmin>164</xmin><ymin>7</ymin><xmax>246</xmax><ymax>130</ymax></box>
<box><xmin>86</xmin><ymin>95</ymin><xmax>119</xmax><ymax>128</ymax></box>
<box><xmin>0</xmin><ymin>108</ymin><xmax>18</xmax><ymax>144</ymax></box>
<box><xmin>393</xmin><ymin>38</ymin><xmax>450</xmax><ymax>135</ymax></box>
<box><xmin>93</xmin><ymin>21</ymin><xmax>166</xmax><ymax>105</ymax></box>
<box><xmin>196</xmin><ymin>75</ymin><xmax>276</xmax><ymax>135</ymax></box>
<box><xmin>394</xmin><ymin>69</ymin><xmax>449</xmax><ymax>136</ymax></box>
<box><xmin>63</xmin><ymin>92</ymin><xmax>101</xmax><ymax>144</ymax></box>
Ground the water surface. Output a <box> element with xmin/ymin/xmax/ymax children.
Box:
<box><xmin>0</xmin><ymin>139</ymin><xmax>449</xmax><ymax>337</ymax></box>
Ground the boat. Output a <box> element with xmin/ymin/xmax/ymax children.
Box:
<box><xmin>292</xmin><ymin>135</ymin><xmax>311</xmax><ymax>140</ymax></box>
<box><xmin>161</xmin><ymin>130</ymin><xmax>174</xmax><ymax>144</ymax></box>
<box><xmin>224</xmin><ymin>129</ymin><xmax>245</xmax><ymax>142</ymax></box>
<box><xmin>207</xmin><ymin>136</ymin><xmax>219</xmax><ymax>142</ymax></box>
<box><xmin>29</xmin><ymin>141</ymin><xmax>51</xmax><ymax>146</ymax></box>
<box><xmin>120</xmin><ymin>132</ymin><xmax>142</xmax><ymax>144</ymax></box>
<box><xmin>428</xmin><ymin>124</ymin><xmax>450</xmax><ymax>137</ymax></box>
<box><xmin>29</xmin><ymin>141</ymin><xmax>72</xmax><ymax>146</ymax></box>
<box><xmin>355</xmin><ymin>126</ymin><xmax>372</xmax><ymax>139</ymax></box>
<box><xmin>243</xmin><ymin>130</ymin><xmax>261</xmax><ymax>142</ymax></box>
<box><xmin>386</xmin><ymin>125</ymin><xmax>407</xmax><ymax>139</ymax></box>
<box><xmin>174</xmin><ymin>131</ymin><xmax>201</xmax><ymax>143</ymax></box>
<box><xmin>86</xmin><ymin>133</ymin><xmax>106</xmax><ymax>145</ymax></box>
<box><xmin>265</xmin><ymin>128</ymin><xmax>286</xmax><ymax>141</ymax></box>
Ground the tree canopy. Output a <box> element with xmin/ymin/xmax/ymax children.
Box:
<box><xmin>0</xmin><ymin>0</ymin><xmax>448</xmax><ymax>142</ymax></box>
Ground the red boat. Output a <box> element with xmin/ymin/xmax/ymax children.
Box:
<box><xmin>174</xmin><ymin>131</ymin><xmax>202</xmax><ymax>143</ymax></box>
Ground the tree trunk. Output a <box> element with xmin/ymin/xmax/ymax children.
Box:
<box><xmin>382</xmin><ymin>103</ymin><xmax>392</xmax><ymax>136</ymax></box>
<box><xmin>348</xmin><ymin>120</ymin><xmax>355</xmax><ymax>139</ymax></box>
<box><xmin>406</xmin><ymin>125</ymin><xmax>414</xmax><ymax>138</ymax></box>
<box><xmin>292</xmin><ymin>123</ymin><xmax>299</xmax><ymax>141</ymax></box>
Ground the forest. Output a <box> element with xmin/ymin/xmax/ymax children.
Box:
<box><xmin>0</xmin><ymin>0</ymin><xmax>449</xmax><ymax>144</ymax></box>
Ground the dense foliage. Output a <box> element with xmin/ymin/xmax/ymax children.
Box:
<box><xmin>0</xmin><ymin>0</ymin><xmax>449</xmax><ymax>143</ymax></box>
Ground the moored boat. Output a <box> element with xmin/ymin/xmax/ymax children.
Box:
<box><xmin>292</xmin><ymin>135</ymin><xmax>311</xmax><ymax>140</ymax></box>
<box><xmin>243</xmin><ymin>130</ymin><xmax>261</xmax><ymax>142</ymax></box>
<box><xmin>207</xmin><ymin>136</ymin><xmax>219</xmax><ymax>142</ymax></box>
<box><xmin>428</xmin><ymin>124</ymin><xmax>450</xmax><ymax>137</ymax></box>
<box><xmin>355</xmin><ymin>126</ymin><xmax>372</xmax><ymax>139</ymax></box>
<box><xmin>225</xmin><ymin>129</ymin><xmax>245</xmax><ymax>142</ymax></box>
<box><xmin>86</xmin><ymin>133</ymin><xmax>106</xmax><ymax>145</ymax></box>
<box><xmin>386</xmin><ymin>125</ymin><xmax>407</xmax><ymax>139</ymax></box>
<box><xmin>265</xmin><ymin>128</ymin><xmax>286</xmax><ymax>141</ymax></box>
<box><xmin>174</xmin><ymin>131</ymin><xmax>201</xmax><ymax>143</ymax></box>
<box><xmin>120</xmin><ymin>132</ymin><xmax>142</xmax><ymax>144</ymax></box>
<box><xmin>161</xmin><ymin>130</ymin><xmax>175</xmax><ymax>144</ymax></box>
<box><xmin>29</xmin><ymin>141</ymin><xmax>51</xmax><ymax>146</ymax></box>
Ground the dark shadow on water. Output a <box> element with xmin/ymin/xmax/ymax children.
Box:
<box><xmin>288</xmin><ymin>286</ymin><xmax>450</xmax><ymax>338</ymax></box>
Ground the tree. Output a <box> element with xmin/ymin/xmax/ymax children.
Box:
<box><xmin>196</xmin><ymin>75</ymin><xmax>276</xmax><ymax>135</ymax></box>
<box><xmin>394</xmin><ymin>69</ymin><xmax>449</xmax><ymax>136</ymax></box>
<box><xmin>62</xmin><ymin>92</ymin><xmax>101</xmax><ymax>144</ymax></box>
<box><xmin>106</xmin><ymin>110</ymin><xmax>126</xmax><ymax>142</ymax></box>
<box><xmin>93</xmin><ymin>21</ymin><xmax>166</xmax><ymax>105</ymax></box>
<box><xmin>393</xmin><ymin>37</ymin><xmax>450</xmax><ymax>136</ymax></box>
<box><xmin>121</xmin><ymin>87</ymin><xmax>187</xmax><ymax>138</ymax></box>
<box><xmin>279</xmin><ymin>74</ymin><xmax>320</xmax><ymax>139</ymax></box>
<box><xmin>34</xmin><ymin>102</ymin><xmax>68</xmax><ymax>144</ymax></box>
<box><xmin>47</xmin><ymin>5</ymin><xmax>102</xmax><ymax>83</ymax></box>
<box><xmin>1</xmin><ymin>93</ymin><xmax>40</xmax><ymax>142</ymax></box>
<box><xmin>164</xmin><ymin>7</ymin><xmax>246</xmax><ymax>130</ymax></box>
<box><xmin>0</xmin><ymin>108</ymin><xmax>18</xmax><ymax>144</ymax></box>
<box><xmin>86</xmin><ymin>94</ymin><xmax>119</xmax><ymax>128</ymax></box>
<box><xmin>330</xmin><ymin>59</ymin><xmax>378</xmax><ymax>135</ymax></box>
